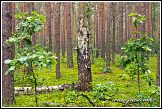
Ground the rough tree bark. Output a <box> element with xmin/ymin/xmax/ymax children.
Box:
<box><xmin>124</xmin><ymin>2</ymin><xmax>127</xmax><ymax>42</ymax></box>
<box><xmin>156</xmin><ymin>34</ymin><xmax>160</xmax><ymax>86</ymax></box>
<box><xmin>95</xmin><ymin>3</ymin><xmax>99</xmax><ymax>58</ymax></box>
<box><xmin>47</xmin><ymin>2</ymin><xmax>52</xmax><ymax>52</ymax></box>
<box><xmin>112</xmin><ymin>2</ymin><xmax>116</xmax><ymax>64</ymax></box>
<box><xmin>142</xmin><ymin>2</ymin><xmax>146</xmax><ymax>34</ymax></box>
<box><xmin>128</xmin><ymin>3</ymin><xmax>132</xmax><ymax>40</ymax></box>
<box><xmin>2</xmin><ymin>2</ymin><xmax>15</xmax><ymax>105</ymax></box>
<box><xmin>156</xmin><ymin>10</ymin><xmax>160</xmax><ymax>86</ymax></box>
<box><xmin>76</xmin><ymin>17</ymin><xmax>92</xmax><ymax>91</ymax></box>
<box><xmin>62</xmin><ymin>3</ymin><xmax>66</xmax><ymax>58</ymax></box>
<box><xmin>106</xmin><ymin>3</ymin><xmax>110</xmax><ymax>67</ymax></box>
<box><xmin>101</xmin><ymin>2</ymin><xmax>105</xmax><ymax>59</ymax></box>
<box><xmin>66</xmin><ymin>2</ymin><xmax>74</xmax><ymax>68</ymax></box>
<box><xmin>55</xmin><ymin>3</ymin><xmax>61</xmax><ymax>79</ymax></box>
<box><xmin>119</xmin><ymin>2</ymin><xmax>123</xmax><ymax>53</ymax></box>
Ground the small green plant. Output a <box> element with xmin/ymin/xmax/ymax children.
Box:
<box><xmin>102</xmin><ymin>67</ymin><xmax>112</xmax><ymax>73</ymax></box>
<box><xmin>4</xmin><ymin>11</ymin><xmax>57</xmax><ymax>106</ymax></box>
<box><xmin>64</xmin><ymin>90</ymin><xmax>78</xmax><ymax>105</ymax></box>
<box><xmin>92</xmin><ymin>81</ymin><xmax>118</xmax><ymax>102</ymax></box>
<box><xmin>119</xmin><ymin>13</ymin><xmax>154</xmax><ymax>94</ymax></box>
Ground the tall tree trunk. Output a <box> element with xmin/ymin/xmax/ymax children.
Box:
<box><xmin>137</xmin><ymin>3</ymin><xmax>141</xmax><ymax>37</ymax></box>
<box><xmin>95</xmin><ymin>3</ymin><xmax>99</xmax><ymax>58</ymax></box>
<box><xmin>52</xmin><ymin>3</ymin><xmax>56</xmax><ymax>52</ymax></box>
<box><xmin>112</xmin><ymin>3</ymin><xmax>116</xmax><ymax>64</ymax></box>
<box><xmin>124</xmin><ymin>2</ymin><xmax>127</xmax><ymax>42</ymax></box>
<box><xmin>152</xmin><ymin>3</ymin><xmax>156</xmax><ymax>54</ymax></box>
<box><xmin>55</xmin><ymin>3</ymin><xmax>61</xmax><ymax>79</ymax></box>
<box><xmin>62</xmin><ymin>3</ymin><xmax>66</xmax><ymax>58</ymax></box>
<box><xmin>142</xmin><ymin>2</ymin><xmax>146</xmax><ymax>34</ymax></box>
<box><xmin>128</xmin><ymin>3</ymin><xmax>132</xmax><ymax>40</ymax></box>
<box><xmin>156</xmin><ymin>33</ymin><xmax>160</xmax><ymax>86</ymax></box>
<box><xmin>119</xmin><ymin>2</ymin><xmax>123</xmax><ymax>53</ymax></box>
<box><xmin>106</xmin><ymin>3</ymin><xmax>111</xmax><ymax>67</ymax></box>
<box><xmin>101</xmin><ymin>3</ymin><xmax>105</xmax><ymax>59</ymax></box>
<box><xmin>156</xmin><ymin>6</ymin><xmax>160</xmax><ymax>86</ymax></box>
<box><xmin>2</xmin><ymin>2</ymin><xmax>15</xmax><ymax>105</ymax></box>
<box><xmin>47</xmin><ymin>2</ymin><xmax>52</xmax><ymax>52</ymax></box>
<box><xmin>77</xmin><ymin>17</ymin><xmax>92</xmax><ymax>91</ymax></box>
<box><xmin>66</xmin><ymin>3</ymin><xmax>74</xmax><ymax>68</ymax></box>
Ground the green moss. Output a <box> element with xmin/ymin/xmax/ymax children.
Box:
<box><xmin>11</xmin><ymin>55</ymin><xmax>158</xmax><ymax>107</ymax></box>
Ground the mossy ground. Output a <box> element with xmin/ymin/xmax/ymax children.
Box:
<box><xmin>10</xmin><ymin>54</ymin><xmax>159</xmax><ymax>107</ymax></box>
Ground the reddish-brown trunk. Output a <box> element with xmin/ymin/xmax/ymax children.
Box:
<box><xmin>55</xmin><ymin>3</ymin><xmax>61</xmax><ymax>79</ymax></box>
<box><xmin>2</xmin><ymin>2</ymin><xmax>15</xmax><ymax>105</ymax></box>
<box><xmin>66</xmin><ymin>3</ymin><xmax>74</xmax><ymax>68</ymax></box>
<box><xmin>106</xmin><ymin>3</ymin><xmax>111</xmax><ymax>67</ymax></box>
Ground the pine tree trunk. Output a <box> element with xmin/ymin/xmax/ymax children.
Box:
<box><xmin>124</xmin><ymin>2</ymin><xmax>127</xmax><ymax>42</ymax></box>
<box><xmin>62</xmin><ymin>3</ymin><xmax>66</xmax><ymax>58</ymax></box>
<box><xmin>101</xmin><ymin>3</ymin><xmax>105</xmax><ymax>59</ymax></box>
<box><xmin>55</xmin><ymin>3</ymin><xmax>61</xmax><ymax>79</ymax></box>
<box><xmin>47</xmin><ymin>2</ymin><xmax>52</xmax><ymax>52</ymax></box>
<box><xmin>142</xmin><ymin>2</ymin><xmax>146</xmax><ymax>34</ymax></box>
<box><xmin>106</xmin><ymin>3</ymin><xmax>110</xmax><ymax>67</ymax></box>
<box><xmin>77</xmin><ymin>17</ymin><xmax>92</xmax><ymax>91</ymax></box>
<box><xmin>119</xmin><ymin>2</ymin><xmax>123</xmax><ymax>53</ymax></box>
<box><xmin>95</xmin><ymin>3</ymin><xmax>99</xmax><ymax>58</ymax></box>
<box><xmin>128</xmin><ymin>3</ymin><xmax>132</xmax><ymax>40</ymax></box>
<box><xmin>66</xmin><ymin>3</ymin><xmax>74</xmax><ymax>68</ymax></box>
<box><xmin>156</xmin><ymin>36</ymin><xmax>160</xmax><ymax>86</ymax></box>
<box><xmin>156</xmin><ymin>8</ymin><xmax>160</xmax><ymax>86</ymax></box>
<box><xmin>112</xmin><ymin>3</ymin><xmax>116</xmax><ymax>64</ymax></box>
<box><xmin>2</xmin><ymin>2</ymin><xmax>15</xmax><ymax>105</ymax></box>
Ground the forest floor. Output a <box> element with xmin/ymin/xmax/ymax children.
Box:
<box><xmin>10</xmin><ymin>54</ymin><xmax>159</xmax><ymax>107</ymax></box>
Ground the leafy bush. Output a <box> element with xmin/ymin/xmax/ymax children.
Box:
<box><xmin>92</xmin><ymin>81</ymin><xmax>118</xmax><ymax>101</ymax></box>
<box><xmin>102</xmin><ymin>67</ymin><xmax>112</xmax><ymax>73</ymax></box>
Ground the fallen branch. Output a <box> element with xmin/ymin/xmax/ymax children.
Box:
<box><xmin>78</xmin><ymin>93</ymin><xmax>97</xmax><ymax>107</ymax></box>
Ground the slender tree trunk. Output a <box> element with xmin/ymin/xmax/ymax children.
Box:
<box><xmin>156</xmin><ymin>35</ymin><xmax>160</xmax><ymax>86</ymax></box>
<box><xmin>2</xmin><ymin>2</ymin><xmax>15</xmax><ymax>106</ymax></box>
<box><xmin>128</xmin><ymin>3</ymin><xmax>132</xmax><ymax>40</ymax></box>
<box><xmin>47</xmin><ymin>2</ymin><xmax>52</xmax><ymax>52</ymax></box>
<box><xmin>52</xmin><ymin>3</ymin><xmax>56</xmax><ymax>52</ymax></box>
<box><xmin>106</xmin><ymin>3</ymin><xmax>111</xmax><ymax>67</ymax></box>
<box><xmin>101</xmin><ymin>3</ymin><xmax>105</xmax><ymax>59</ymax></box>
<box><xmin>95</xmin><ymin>3</ymin><xmax>99</xmax><ymax>58</ymax></box>
<box><xmin>124</xmin><ymin>2</ymin><xmax>127</xmax><ymax>42</ymax></box>
<box><xmin>142</xmin><ymin>2</ymin><xmax>146</xmax><ymax>34</ymax></box>
<box><xmin>137</xmin><ymin>3</ymin><xmax>141</xmax><ymax>37</ymax></box>
<box><xmin>112</xmin><ymin>3</ymin><xmax>116</xmax><ymax>64</ymax></box>
<box><xmin>62</xmin><ymin>3</ymin><xmax>66</xmax><ymax>58</ymax></box>
<box><xmin>77</xmin><ymin>17</ymin><xmax>92</xmax><ymax>91</ymax></box>
<box><xmin>66</xmin><ymin>3</ymin><xmax>74</xmax><ymax>68</ymax></box>
<box><xmin>55</xmin><ymin>3</ymin><xmax>61</xmax><ymax>79</ymax></box>
<box><xmin>152</xmin><ymin>3</ymin><xmax>156</xmax><ymax>54</ymax></box>
<box><xmin>156</xmin><ymin>9</ymin><xmax>160</xmax><ymax>86</ymax></box>
<box><xmin>119</xmin><ymin>2</ymin><xmax>123</xmax><ymax>53</ymax></box>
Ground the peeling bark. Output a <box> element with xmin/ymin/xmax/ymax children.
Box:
<box><xmin>76</xmin><ymin>17</ymin><xmax>92</xmax><ymax>91</ymax></box>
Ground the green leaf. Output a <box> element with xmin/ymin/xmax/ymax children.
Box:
<box><xmin>42</xmin><ymin>63</ymin><xmax>47</xmax><ymax>67</ymax></box>
<box><xmin>5</xmin><ymin>66</ymin><xmax>15</xmax><ymax>75</ymax></box>
<box><xmin>4</xmin><ymin>59</ymin><xmax>12</xmax><ymax>64</ymax></box>
<box><xmin>31</xmin><ymin>11</ymin><xmax>38</xmax><ymax>15</ymax></box>
<box><xmin>8</xmin><ymin>37</ymin><xmax>17</xmax><ymax>42</ymax></box>
<box><xmin>34</xmin><ymin>26</ymin><xmax>41</xmax><ymax>32</ymax></box>
<box><xmin>18</xmin><ymin>56</ymin><xmax>28</xmax><ymax>62</ymax></box>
